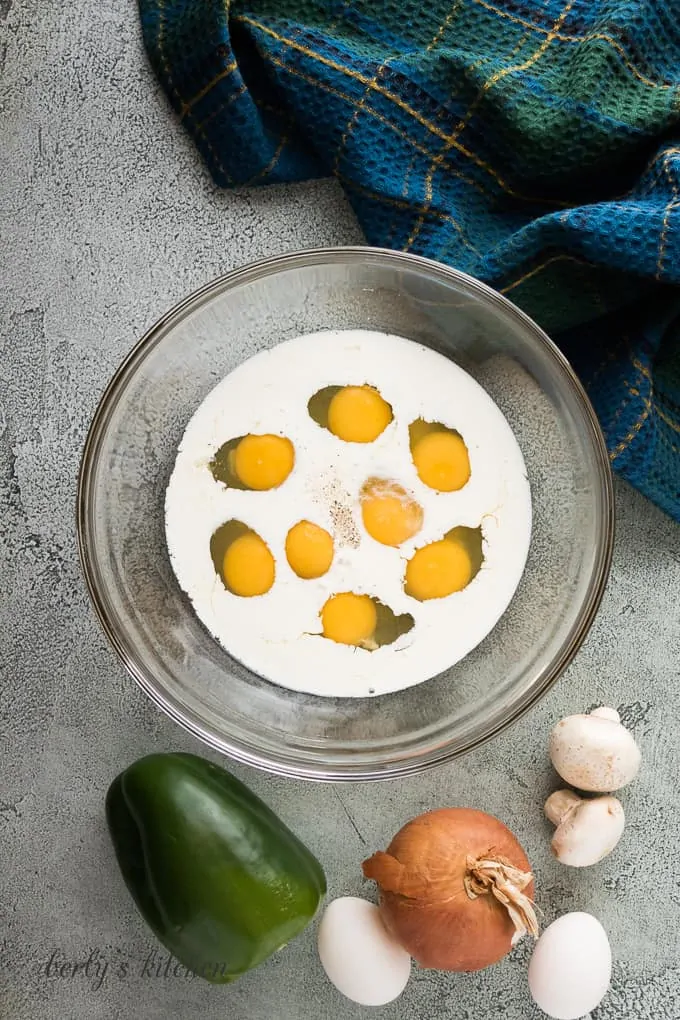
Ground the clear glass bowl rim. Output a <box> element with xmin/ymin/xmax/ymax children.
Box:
<box><xmin>77</xmin><ymin>246</ymin><xmax>615</xmax><ymax>781</ymax></box>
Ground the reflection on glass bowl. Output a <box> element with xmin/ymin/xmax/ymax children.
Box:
<box><xmin>77</xmin><ymin>248</ymin><xmax>613</xmax><ymax>781</ymax></box>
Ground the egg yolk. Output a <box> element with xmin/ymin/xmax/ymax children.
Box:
<box><xmin>327</xmin><ymin>386</ymin><xmax>392</xmax><ymax>443</ymax></box>
<box><xmin>361</xmin><ymin>480</ymin><xmax>423</xmax><ymax>547</ymax></box>
<box><xmin>321</xmin><ymin>592</ymin><xmax>377</xmax><ymax>646</ymax></box>
<box><xmin>231</xmin><ymin>434</ymin><xmax>294</xmax><ymax>490</ymax></box>
<box><xmin>222</xmin><ymin>532</ymin><xmax>275</xmax><ymax>597</ymax></box>
<box><xmin>405</xmin><ymin>537</ymin><xmax>473</xmax><ymax>600</ymax></box>
<box><xmin>286</xmin><ymin>520</ymin><xmax>334</xmax><ymax>579</ymax></box>
<box><xmin>412</xmin><ymin>430</ymin><xmax>471</xmax><ymax>492</ymax></box>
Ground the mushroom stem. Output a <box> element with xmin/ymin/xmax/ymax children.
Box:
<box><xmin>544</xmin><ymin>790</ymin><xmax>625</xmax><ymax>867</ymax></box>
<box><xmin>544</xmin><ymin>789</ymin><xmax>582</xmax><ymax>826</ymax></box>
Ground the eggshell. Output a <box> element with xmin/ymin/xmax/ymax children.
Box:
<box><xmin>528</xmin><ymin>912</ymin><xmax>611</xmax><ymax>1019</ymax></box>
<box><xmin>317</xmin><ymin>896</ymin><xmax>411</xmax><ymax>1006</ymax></box>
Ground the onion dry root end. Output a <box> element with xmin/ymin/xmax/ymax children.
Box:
<box><xmin>464</xmin><ymin>856</ymin><xmax>539</xmax><ymax>944</ymax></box>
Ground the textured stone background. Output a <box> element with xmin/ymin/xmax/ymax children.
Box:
<box><xmin>1</xmin><ymin>2</ymin><xmax>679</xmax><ymax>1018</ymax></box>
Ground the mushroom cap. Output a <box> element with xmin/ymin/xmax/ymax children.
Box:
<box><xmin>549</xmin><ymin>711</ymin><xmax>641</xmax><ymax>792</ymax></box>
<box><xmin>550</xmin><ymin>796</ymin><xmax>625</xmax><ymax>867</ymax></box>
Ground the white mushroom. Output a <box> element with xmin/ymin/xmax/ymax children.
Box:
<box><xmin>545</xmin><ymin>790</ymin><xmax>625</xmax><ymax>867</ymax></box>
<box><xmin>549</xmin><ymin>707</ymin><xmax>641</xmax><ymax>792</ymax></box>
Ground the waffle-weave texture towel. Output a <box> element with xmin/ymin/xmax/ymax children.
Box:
<box><xmin>139</xmin><ymin>0</ymin><xmax>680</xmax><ymax>520</ymax></box>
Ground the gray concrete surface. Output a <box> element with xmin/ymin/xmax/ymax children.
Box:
<box><xmin>1</xmin><ymin>2</ymin><xmax>679</xmax><ymax>1018</ymax></box>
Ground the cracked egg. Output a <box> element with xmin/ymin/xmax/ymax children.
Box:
<box><xmin>164</xmin><ymin>330</ymin><xmax>531</xmax><ymax>698</ymax></box>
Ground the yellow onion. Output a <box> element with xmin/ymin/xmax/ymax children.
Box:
<box><xmin>362</xmin><ymin>808</ymin><xmax>538</xmax><ymax>972</ymax></box>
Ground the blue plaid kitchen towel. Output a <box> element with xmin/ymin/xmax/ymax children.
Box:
<box><xmin>139</xmin><ymin>0</ymin><xmax>680</xmax><ymax>519</ymax></box>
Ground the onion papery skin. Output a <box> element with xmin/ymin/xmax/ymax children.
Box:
<box><xmin>362</xmin><ymin>808</ymin><xmax>536</xmax><ymax>972</ymax></box>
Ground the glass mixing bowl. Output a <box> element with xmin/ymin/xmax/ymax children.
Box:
<box><xmin>77</xmin><ymin>248</ymin><xmax>613</xmax><ymax>781</ymax></box>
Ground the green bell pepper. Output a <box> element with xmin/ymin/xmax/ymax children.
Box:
<box><xmin>106</xmin><ymin>752</ymin><xmax>326</xmax><ymax>983</ymax></box>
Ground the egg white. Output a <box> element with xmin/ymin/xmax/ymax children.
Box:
<box><xmin>164</xmin><ymin>329</ymin><xmax>532</xmax><ymax>698</ymax></box>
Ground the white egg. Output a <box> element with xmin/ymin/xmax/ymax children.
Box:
<box><xmin>165</xmin><ymin>329</ymin><xmax>532</xmax><ymax>697</ymax></box>
<box><xmin>317</xmin><ymin>896</ymin><xmax>411</xmax><ymax>1006</ymax></box>
<box><xmin>528</xmin><ymin>912</ymin><xmax>612</xmax><ymax>1019</ymax></box>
